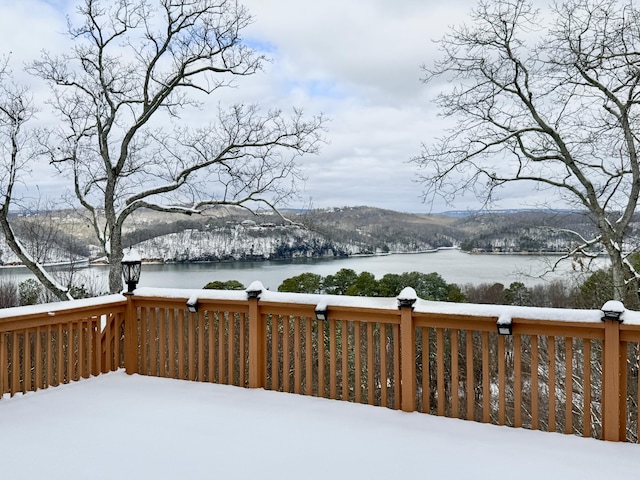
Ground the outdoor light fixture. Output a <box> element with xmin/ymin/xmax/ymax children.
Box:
<box><xmin>397</xmin><ymin>287</ymin><xmax>417</xmax><ymax>310</ymax></box>
<box><xmin>601</xmin><ymin>300</ymin><xmax>625</xmax><ymax>322</ymax></box>
<box><xmin>246</xmin><ymin>281</ymin><xmax>263</xmax><ymax>300</ymax></box>
<box><xmin>496</xmin><ymin>315</ymin><xmax>513</xmax><ymax>335</ymax></box>
<box><xmin>186</xmin><ymin>297</ymin><xmax>199</xmax><ymax>313</ymax></box>
<box><xmin>397</xmin><ymin>297</ymin><xmax>417</xmax><ymax>309</ymax></box>
<box><xmin>315</xmin><ymin>303</ymin><xmax>328</xmax><ymax>321</ymax></box>
<box><xmin>121</xmin><ymin>249</ymin><xmax>142</xmax><ymax>294</ymax></box>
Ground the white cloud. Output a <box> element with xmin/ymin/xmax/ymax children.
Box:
<box><xmin>0</xmin><ymin>0</ymin><xmax>561</xmax><ymax>214</ymax></box>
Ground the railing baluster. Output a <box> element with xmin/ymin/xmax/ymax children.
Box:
<box><xmin>23</xmin><ymin>329</ymin><xmax>31</xmax><ymax>394</ymax></box>
<box><xmin>36</xmin><ymin>326</ymin><xmax>44</xmax><ymax>387</ymax></box>
<box><xmin>318</xmin><ymin>319</ymin><xmax>325</xmax><ymax>398</ymax></box>
<box><xmin>218</xmin><ymin>312</ymin><xmax>225</xmax><ymax>384</ymax></box>
<box><xmin>283</xmin><ymin>316</ymin><xmax>290</xmax><ymax>393</ymax></box>
<box><xmin>119</xmin><ymin>312</ymin><xmax>125</xmax><ymax>369</ymax></box>
<box><xmin>466</xmin><ymin>330</ymin><xmax>474</xmax><ymax>421</ymax></box>
<box><xmin>92</xmin><ymin>320</ymin><xmax>99</xmax><ymax>377</ymax></box>
<box><xmin>342</xmin><ymin>320</ymin><xmax>349</xmax><ymax>401</ymax></box>
<box><xmin>159</xmin><ymin>309</ymin><xmax>166</xmax><ymax>378</ymax></box>
<box><xmin>188</xmin><ymin>310</ymin><xmax>196</xmax><ymax>382</ymax></box>
<box><xmin>294</xmin><ymin>316</ymin><xmax>301</xmax><ymax>395</ymax></box>
<box><xmin>565</xmin><ymin>337</ymin><xmax>573</xmax><ymax>434</ymax></box>
<box><xmin>168</xmin><ymin>309</ymin><xmax>176</xmax><ymax>379</ymax></box>
<box><xmin>330</xmin><ymin>318</ymin><xmax>337</xmax><ymax>400</ymax></box>
<box><xmin>421</xmin><ymin>327</ymin><xmax>430</xmax><ymax>413</ymax></box>
<box><xmin>197</xmin><ymin>310</ymin><xmax>205</xmax><ymax>382</ymax></box>
<box><xmin>354</xmin><ymin>321</ymin><xmax>361</xmax><ymax>403</ymax></box>
<box><xmin>49</xmin><ymin>324</ymin><xmax>54</xmax><ymax>384</ymax></box>
<box><xmin>367</xmin><ymin>322</ymin><xmax>373</xmax><ymax>405</ymax></box>
<box><xmin>57</xmin><ymin>324</ymin><xmax>63</xmax><ymax>383</ymax></box>
<box><xmin>67</xmin><ymin>322</ymin><xmax>74</xmax><ymax>382</ymax></box>
<box><xmin>305</xmin><ymin>317</ymin><xmax>312</xmax><ymax>396</ymax></box>
<box><xmin>498</xmin><ymin>334</ymin><xmax>505</xmax><ymax>425</ymax></box>
<box><xmin>451</xmin><ymin>329</ymin><xmax>459</xmax><ymax>418</ymax></box>
<box><xmin>227</xmin><ymin>312</ymin><xmax>234</xmax><ymax>385</ymax></box>
<box><xmin>619</xmin><ymin>341</ymin><xmax>628</xmax><ymax>441</ymax></box>
<box><xmin>583</xmin><ymin>339</ymin><xmax>591</xmax><ymax>438</ymax></box>
<box><xmin>206</xmin><ymin>310</ymin><xmax>214</xmax><ymax>383</ymax></box>
<box><xmin>380</xmin><ymin>323</ymin><xmax>387</xmax><ymax>408</ymax></box>
<box><xmin>12</xmin><ymin>330</ymin><xmax>19</xmax><ymax>396</ymax></box>
<box><xmin>178</xmin><ymin>310</ymin><xmax>185</xmax><ymax>380</ymax></box>
<box><xmin>271</xmin><ymin>316</ymin><xmax>279</xmax><ymax>391</ymax></box>
<box><xmin>549</xmin><ymin>336</ymin><xmax>556</xmax><ymax>432</ymax></box>
<box><xmin>393</xmin><ymin>324</ymin><xmax>400</xmax><ymax>410</ymax></box>
<box><xmin>82</xmin><ymin>321</ymin><xmax>89</xmax><ymax>379</ymax></box>
<box><xmin>482</xmin><ymin>331</ymin><xmax>490</xmax><ymax>423</ymax></box>
<box><xmin>104</xmin><ymin>314</ymin><xmax>112</xmax><ymax>374</ymax></box>
<box><xmin>531</xmin><ymin>335</ymin><xmax>539</xmax><ymax>430</ymax></box>
<box><xmin>240</xmin><ymin>312</ymin><xmax>246</xmax><ymax>387</ymax></box>
<box><xmin>514</xmin><ymin>334</ymin><xmax>522</xmax><ymax>428</ymax></box>
<box><xmin>140</xmin><ymin>310</ymin><xmax>147</xmax><ymax>376</ymax></box>
<box><xmin>150</xmin><ymin>308</ymin><xmax>158</xmax><ymax>377</ymax></box>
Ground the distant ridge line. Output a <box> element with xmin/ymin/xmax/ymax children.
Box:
<box><xmin>438</xmin><ymin>208</ymin><xmax>584</xmax><ymax>218</ymax></box>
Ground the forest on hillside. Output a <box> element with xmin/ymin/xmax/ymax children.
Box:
<box><xmin>3</xmin><ymin>207</ymin><xmax>634</xmax><ymax>267</ymax></box>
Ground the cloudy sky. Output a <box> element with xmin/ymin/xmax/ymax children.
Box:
<box><xmin>0</xmin><ymin>0</ymin><xmax>554</xmax><ymax>213</ymax></box>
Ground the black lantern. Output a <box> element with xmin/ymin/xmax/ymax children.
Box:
<box><xmin>122</xmin><ymin>249</ymin><xmax>142</xmax><ymax>293</ymax></box>
<box><xmin>601</xmin><ymin>300</ymin><xmax>625</xmax><ymax>322</ymax></box>
<box><xmin>315</xmin><ymin>303</ymin><xmax>328</xmax><ymax>321</ymax></box>
<box><xmin>186</xmin><ymin>298</ymin><xmax>199</xmax><ymax>313</ymax></box>
<box><xmin>246</xmin><ymin>281</ymin><xmax>263</xmax><ymax>300</ymax></box>
<box><xmin>496</xmin><ymin>316</ymin><xmax>513</xmax><ymax>335</ymax></box>
<box><xmin>397</xmin><ymin>287</ymin><xmax>417</xmax><ymax>310</ymax></box>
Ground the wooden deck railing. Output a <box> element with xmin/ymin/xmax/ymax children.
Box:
<box><xmin>0</xmin><ymin>295</ymin><xmax>127</xmax><ymax>397</ymax></box>
<box><xmin>2</xmin><ymin>284</ymin><xmax>640</xmax><ymax>443</ymax></box>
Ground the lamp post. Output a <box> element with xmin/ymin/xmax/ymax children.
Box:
<box><xmin>122</xmin><ymin>248</ymin><xmax>141</xmax><ymax>375</ymax></box>
<box><xmin>122</xmin><ymin>249</ymin><xmax>142</xmax><ymax>293</ymax></box>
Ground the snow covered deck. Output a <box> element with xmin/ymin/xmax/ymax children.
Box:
<box><xmin>1</xmin><ymin>371</ymin><xmax>638</xmax><ymax>480</ymax></box>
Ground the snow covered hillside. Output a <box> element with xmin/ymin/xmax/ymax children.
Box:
<box><xmin>134</xmin><ymin>224</ymin><xmax>368</xmax><ymax>262</ymax></box>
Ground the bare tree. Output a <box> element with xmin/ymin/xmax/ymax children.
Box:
<box><xmin>0</xmin><ymin>58</ymin><xmax>72</xmax><ymax>300</ymax></box>
<box><xmin>30</xmin><ymin>0</ymin><xmax>324</xmax><ymax>293</ymax></box>
<box><xmin>414</xmin><ymin>0</ymin><xmax>640</xmax><ymax>302</ymax></box>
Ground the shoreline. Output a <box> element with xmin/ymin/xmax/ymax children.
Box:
<box><xmin>0</xmin><ymin>247</ymin><xmax>608</xmax><ymax>271</ymax></box>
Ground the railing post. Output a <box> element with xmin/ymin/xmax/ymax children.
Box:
<box><xmin>0</xmin><ymin>332</ymin><xmax>6</xmax><ymax>396</ymax></box>
<box><xmin>247</xmin><ymin>282</ymin><xmax>265</xmax><ymax>388</ymax></box>
<box><xmin>398</xmin><ymin>288</ymin><xmax>417</xmax><ymax>413</ymax></box>
<box><xmin>601</xmin><ymin>301</ymin><xmax>625</xmax><ymax>441</ymax></box>
<box><xmin>124</xmin><ymin>292</ymin><xmax>139</xmax><ymax>375</ymax></box>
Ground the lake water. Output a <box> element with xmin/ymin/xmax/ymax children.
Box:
<box><xmin>0</xmin><ymin>249</ymin><xmax>608</xmax><ymax>292</ymax></box>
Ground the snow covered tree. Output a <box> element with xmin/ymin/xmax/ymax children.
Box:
<box><xmin>415</xmin><ymin>0</ymin><xmax>640</xmax><ymax>302</ymax></box>
<box><xmin>31</xmin><ymin>0</ymin><xmax>324</xmax><ymax>293</ymax></box>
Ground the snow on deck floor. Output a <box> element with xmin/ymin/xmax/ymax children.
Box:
<box><xmin>1</xmin><ymin>371</ymin><xmax>638</xmax><ymax>480</ymax></box>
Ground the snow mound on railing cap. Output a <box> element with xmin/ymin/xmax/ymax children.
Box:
<box><xmin>601</xmin><ymin>300</ymin><xmax>625</xmax><ymax>313</ymax></box>
<box><xmin>246</xmin><ymin>281</ymin><xmax>265</xmax><ymax>293</ymax></box>
<box><xmin>397</xmin><ymin>287</ymin><xmax>417</xmax><ymax>301</ymax></box>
